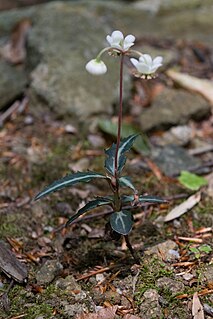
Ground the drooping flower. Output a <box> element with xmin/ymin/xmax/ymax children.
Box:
<box><xmin>85</xmin><ymin>59</ymin><xmax>107</xmax><ymax>75</ymax></box>
<box><xmin>106</xmin><ymin>30</ymin><xmax>135</xmax><ymax>52</ymax></box>
<box><xmin>130</xmin><ymin>54</ymin><xmax>163</xmax><ymax>78</ymax></box>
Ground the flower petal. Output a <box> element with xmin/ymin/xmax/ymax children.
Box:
<box><xmin>130</xmin><ymin>58</ymin><xmax>138</xmax><ymax>68</ymax></box>
<box><xmin>153</xmin><ymin>56</ymin><xmax>163</xmax><ymax>65</ymax></box>
<box><xmin>141</xmin><ymin>54</ymin><xmax>153</xmax><ymax>65</ymax></box>
<box><xmin>106</xmin><ymin>35</ymin><xmax>113</xmax><ymax>45</ymax></box>
<box><xmin>124</xmin><ymin>34</ymin><xmax>135</xmax><ymax>43</ymax></box>
<box><xmin>111</xmin><ymin>30</ymin><xmax>124</xmax><ymax>41</ymax></box>
<box><xmin>137</xmin><ymin>63</ymin><xmax>151</xmax><ymax>74</ymax></box>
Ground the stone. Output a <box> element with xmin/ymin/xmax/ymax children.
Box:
<box><xmin>139</xmin><ymin>289</ymin><xmax>163</xmax><ymax>319</ymax></box>
<box><xmin>152</xmin><ymin>125</ymin><xmax>193</xmax><ymax>147</ymax></box>
<box><xmin>156</xmin><ymin>277</ymin><xmax>184</xmax><ymax>295</ymax></box>
<box><xmin>151</xmin><ymin>144</ymin><xmax>201</xmax><ymax>177</ymax></box>
<box><xmin>55</xmin><ymin>275</ymin><xmax>81</xmax><ymax>292</ymax></box>
<box><xmin>144</xmin><ymin>239</ymin><xmax>179</xmax><ymax>262</ymax></box>
<box><xmin>0</xmin><ymin>61</ymin><xmax>27</xmax><ymax>110</ymax></box>
<box><xmin>1</xmin><ymin>0</ymin><xmax>213</xmax><ymax>124</ymax></box>
<box><xmin>140</xmin><ymin>88</ymin><xmax>211</xmax><ymax>132</ymax></box>
<box><xmin>200</xmin><ymin>265</ymin><xmax>213</xmax><ymax>286</ymax></box>
<box><xmin>26</xmin><ymin>1</ymin><xmax>131</xmax><ymax>120</ymax></box>
<box><xmin>36</xmin><ymin>259</ymin><xmax>63</xmax><ymax>285</ymax></box>
<box><xmin>61</xmin><ymin>301</ymin><xmax>88</xmax><ymax>317</ymax></box>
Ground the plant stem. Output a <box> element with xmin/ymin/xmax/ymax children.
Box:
<box><xmin>124</xmin><ymin>235</ymin><xmax>140</xmax><ymax>264</ymax></box>
<box><xmin>114</xmin><ymin>52</ymin><xmax>124</xmax><ymax>181</ymax></box>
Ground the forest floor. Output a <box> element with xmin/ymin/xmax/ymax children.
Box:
<box><xmin>0</xmin><ymin>5</ymin><xmax>213</xmax><ymax>318</ymax></box>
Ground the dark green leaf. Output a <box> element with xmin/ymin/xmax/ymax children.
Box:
<box><xmin>121</xmin><ymin>195</ymin><xmax>167</xmax><ymax>204</ymax></box>
<box><xmin>98</xmin><ymin>119</ymin><xmax>150</xmax><ymax>154</ymax></box>
<box><xmin>110</xmin><ymin>210</ymin><xmax>133</xmax><ymax>235</ymax></box>
<box><xmin>34</xmin><ymin>171</ymin><xmax>106</xmax><ymax>200</ymax></box>
<box><xmin>119</xmin><ymin>176</ymin><xmax>136</xmax><ymax>191</ymax></box>
<box><xmin>105</xmin><ymin>134</ymin><xmax>138</xmax><ymax>175</ymax></box>
<box><xmin>138</xmin><ymin>195</ymin><xmax>167</xmax><ymax>204</ymax></box>
<box><xmin>66</xmin><ymin>197</ymin><xmax>113</xmax><ymax>226</ymax></box>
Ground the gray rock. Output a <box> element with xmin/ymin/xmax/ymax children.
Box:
<box><xmin>0</xmin><ymin>62</ymin><xmax>27</xmax><ymax>110</ymax></box>
<box><xmin>140</xmin><ymin>88</ymin><xmax>211</xmax><ymax>132</ymax></box>
<box><xmin>151</xmin><ymin>144</ymin><xmax>201</xmax><ymax>177</ymax></box>
<box><xmin>200</xmin><ymin>265</ymin><xmax>213</xmax><ymax>286</ymax></box>
<box><xmin>152</xmin><ymin>125</ymin><xmax>193</xmax><ymax>147</ymax></box>
<box><xmin>156</xmin><ymin>277</ymin><xmax>184</xmax><ymax>295</ymax></box>
<box><xmin>61</xmin><ymin>301</ymin><xmax>88</xmax><ymax>317</ymax></box>
<box><xmin>1</xmin><ymin>0</ymin><xmax>213</xmax><ymax>123</ymax></box>
<box><xmin>36</xmin><ymin>259</ymin><xmax>63</xmax><ymax>285</ymax></box>
<box><xmin>55</xmin><ymin>275</ymin><xmax>81</xmax><ymax>292</ymax></box>
<box><xmin>140</xmin><ymin>289</ymin><xmax>163</xmax><ymax>319</ymax></box>
<box><xmin>144</xmin><ymin>239</ymin><xmax>179</xmax><ymax>262</ymax></box>
<box><xmin>26</xmin><ymin>1</ymin><xmax>131</xmax><ymax>120</ymax></box>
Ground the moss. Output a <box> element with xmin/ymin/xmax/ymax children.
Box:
<box><xmin>0</xmin><ymin>214</ymin><xmax>23</xmax><ymax>238</ymax></box>
<box><xmin>135</xmin><ymin>258</ymin><xmax>173</xmax><ymax>299</ymax></box>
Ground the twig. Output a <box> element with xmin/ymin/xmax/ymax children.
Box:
<box><xmin>189</xmin><ymin>145</ymin><xmax>213</xmax><ymax>156</ymax></box>
<box><xmin>0</xmin><ymin>96</ymin><xmax>28</xmax><ymax>126</ymax></box>
<box><xmin>0</xmin><ymin>101</ymin><xmax>20</xmax><ymax>126</ymax></box>
<box><xmin>178</xmin><ymin>236</ymin><xmax>203</xmax><ymax>243</ymax></box>
<box><xmin>76</xmin><ymin>263</ymin><xmax>121</xmax><ymax>282</ymax></box>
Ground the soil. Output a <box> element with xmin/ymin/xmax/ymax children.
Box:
<box><xmin>0</xmin><ymin>104</ymin><xmax>212</xmax><ymax>318</ymax></box>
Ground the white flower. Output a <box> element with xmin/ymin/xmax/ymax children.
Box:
<box><xmin>130</xmin><ymin>54</ymin><xmax>163</xmax><ymax>77</ymax></box>
<box><xmin>106</xmin><ymin>30</ymin><xmax>135</xmax><ymax>51</ymax></box>
<box><xmin>85</xmin><ymin>59</ymin><xmax>107</xmax><ymax>75</ymax></box>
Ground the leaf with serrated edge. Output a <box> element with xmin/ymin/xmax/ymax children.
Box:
<box><xmin>105</xmin><ymin>134</ymin><xmax>138</xmax><ymax>175</ymax></box>
<box><xmin>34</xmin><ymin>171</ymin><xmax>106</xmax><ymax>200</ymax></box>
<box><xmin>110</xmin><ymin>210</ymin><xmax>133</xmax><ymax>235</ymax></box>
<box><xmin>119</xmin><ymin>176</ymin><xmax>136</xmax><ymax>191</ymax></box>
<box><xmin>66</xmin><ymin>197</ymin><xmax>112</xmax><ymax>226</ymax></box>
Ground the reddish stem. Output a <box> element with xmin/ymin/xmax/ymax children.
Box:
<box><xmin>114</xmin><ymin>53</ymin><xmax>124</xmax><ymax>180</ymax></box>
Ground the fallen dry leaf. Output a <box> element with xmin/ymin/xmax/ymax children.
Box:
<box><xmin>166</xmin><ymin>69</ymin><xmax>213</xmax><ymax>106</ymax></box>
<box><xmin>75</xmin><ymin>305</ymin><xmax>118</xmax><ymax>319</ymax></box>
<box><xmin>123</xmin><ymin>315</ymin><xmax>142</xmax><ymax>319</ymax></box>
<box><xmin>164</xmin><ymin>192</ymin><xmax>201</xmax><ymax>222</ymax></box>
<box><xmin>192</xmin><ymin>292</ymin><xmax>204</xmax><ymax>319</ymax></box>
<box><xmin>0</xmin><ymin>18</ymin><xmax>31</xmax><ymax>64</ymax></box>
<box><xmin>206</xmin><ymin>172</ymin><xmax>213</xmax><ymax>198</ymax></box>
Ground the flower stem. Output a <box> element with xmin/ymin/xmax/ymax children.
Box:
<box><xmin>114</xmin><ymin>52</ymin><xmax>124</xmax><ymax>181</ymax></box>
<box><xmin>124</xmin><ymin>235</ymin><xmax>140</xmax><ymax>264</ymax></box>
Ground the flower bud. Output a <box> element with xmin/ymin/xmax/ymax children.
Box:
<box><xmin>85</xmin><ymin>59</ymin><xmax>107</xmax><ymax>75</ymax></box>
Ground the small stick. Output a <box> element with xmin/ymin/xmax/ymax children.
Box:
<box><xmin>178</xmin><ymin>236</ymin><xmax>203</xmax><ymax>243</ymax></box>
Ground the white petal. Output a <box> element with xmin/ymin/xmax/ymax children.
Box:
<box><xmin>123</xmin><ymin>40</ymin><xmax>134</xmax><ymax>50</ymax></box>
<box><xmin>111</xmin><ymin>30</ymin><xmax>124</xmax><ymax>41</ymax></box>
<box><xmin>124</xmin><ymin>34</ymin><xmax>135</xmax><ymax>43</ymax></box>
<box><xmin>153</xmin><ymin>56</ymin><xmax>163</xmax><ymax>64</ymax></box>
<box><xmin>136</xmin><ymin>63</ymin><xmax>152</xmax><ymax>74</ymax></box>
<box><xmin>152</xmin><ymin>63</ymin><xmax>162</xmax><ymax>70</ymax></box>
<box><xmin>150</xmin><ymin>65</ymin><xmax>161</xmax><ymax>73</ymax></box>
<box><xmin>85</xmin><ymin>59</ymin><xmax>107</xmax><ymax>75</ymax></box>
<box><xmin>106</xmin><ymin>35</ymin><xmax>113</xmax><ymax>45</ymax></box>
<box><xmin>130</xmin><ymin>58</ymin><xmax>139</xmax><ymax>67</ymax></box>
<box><xmin>142</xmin><ymin>54</ymin><xmax>153</xmax><ymax>65</ymax></box>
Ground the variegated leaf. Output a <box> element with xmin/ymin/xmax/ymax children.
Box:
<box><xmin>34</xmin><ymin>171</ymin><xmax>106</xmax><ymax>200</ymax></box>
<box><xmin>121</xmin><ymin>195</ymin><xmax>167</xmax><ymax>205</ymax></box>
<box><xmin>110</xmin><ymin>210</ymin><xmax>133</xmax><ymax>235</ymax></box>
<box><xmin>119</xmin><ymin>176</ymin><xmax>136</xmax><ymax>191</ymax></box>
<box><xmin>105</xmin><ymin>134</ymin><xmax>138</xmax><ymax>176</ymax></box>
<box><xmin>66</xmin><ymin>197</ymin><xmax>113</xmax><ymax>226</ymax></box>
